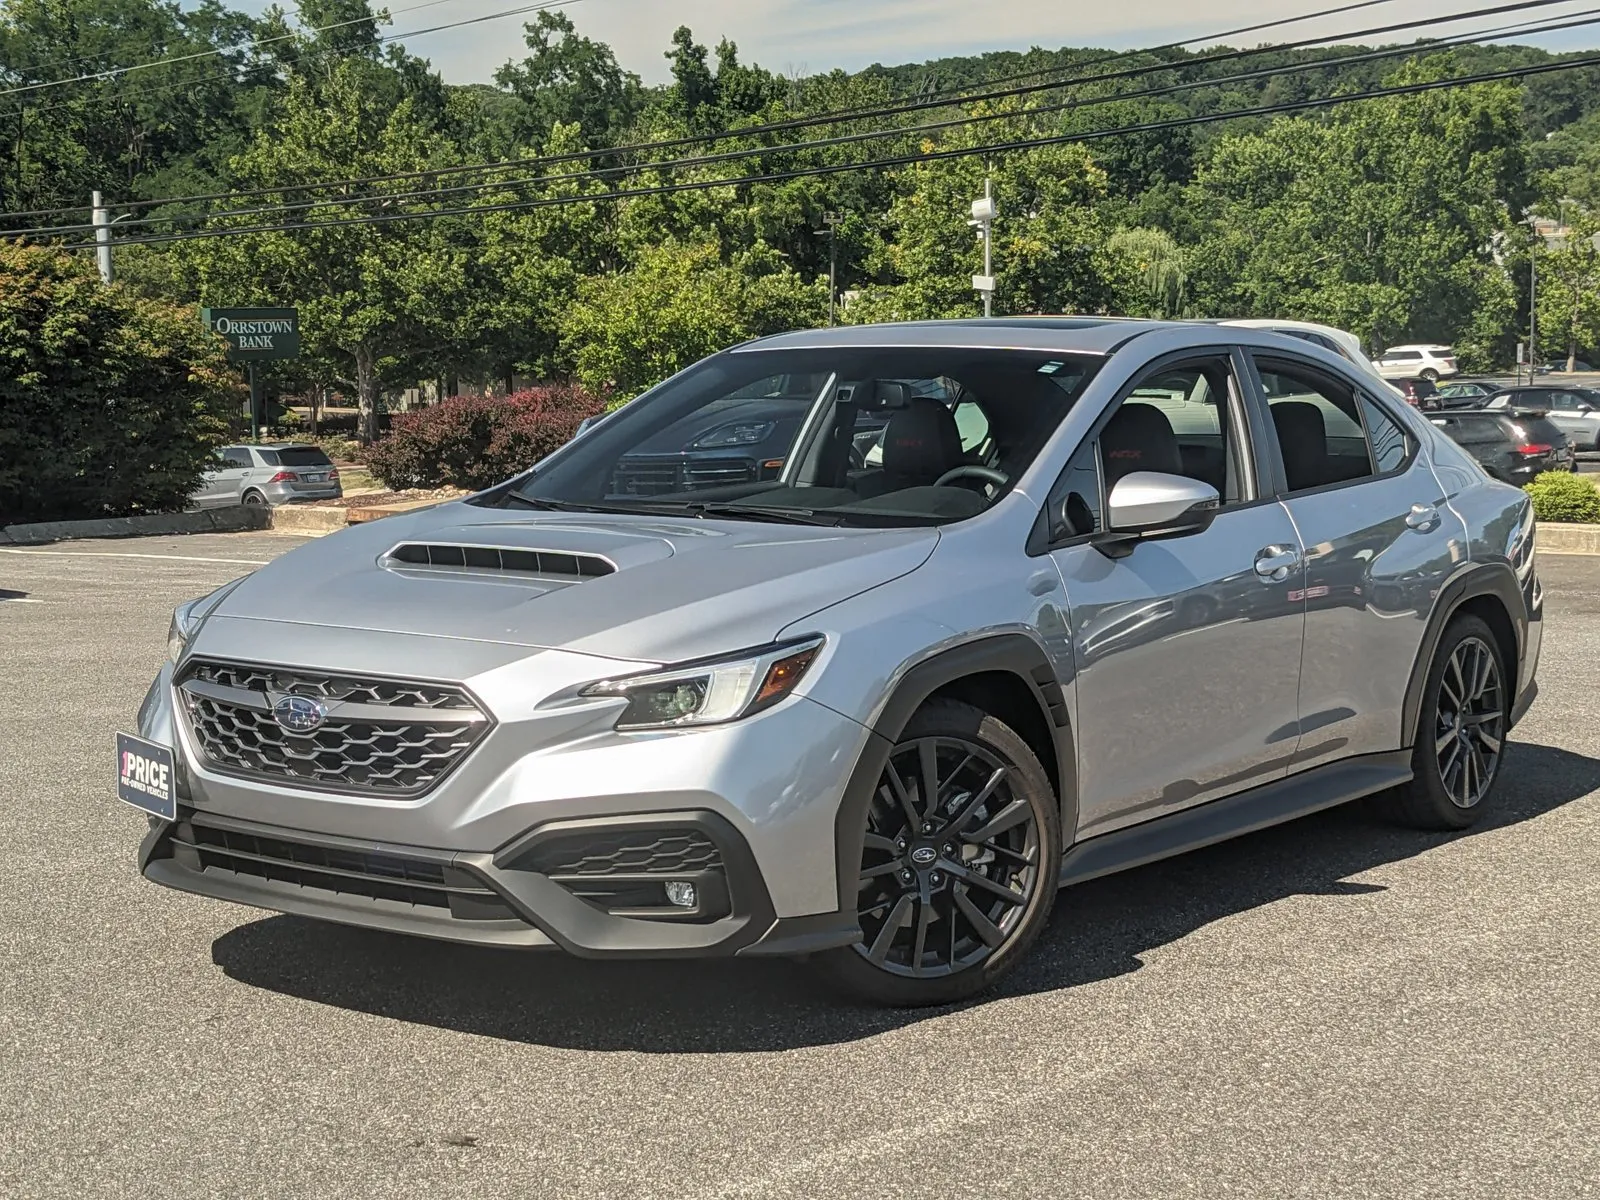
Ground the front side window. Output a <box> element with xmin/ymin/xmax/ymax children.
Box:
<box><xmin>501</xmin><ymin>348</ymin><xmax>1101</xmax><ymax>527</ymax></box>
<box><xmin>1255</xmin><ymin>356</ymin><xmax>1410</xmax><ymax>492</ymax></box>
<box><xmin>1044</xmin><ymin>356</ymin><xmax>1248</xmax><ymax>543</ymax></box>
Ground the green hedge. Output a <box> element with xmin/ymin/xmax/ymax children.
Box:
<box><xmin>1525</xmin><ymin>471</ymin><xmax>1600</xmax><ymax>523</ymax></box>
<box><xmin>0</xmin><ymin>245</ymin><xmax>236</xmax><ymax>525</ymax></box>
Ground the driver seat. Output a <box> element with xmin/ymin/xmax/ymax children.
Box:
<box><xmin>860</xmin><ymin>398</ymin><xmax>966</xmax><ymax>496</ymax></box>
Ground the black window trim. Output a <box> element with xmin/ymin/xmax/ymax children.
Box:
<box><xmin>1027</xmin><ymin>345</ymin><xmax>1268</xmax><ymax>556</ymax></box>
<box><xmin>1242</xmin><ymin>350</ymin><xmax>1418</xmax><ymax>501</ymax></box>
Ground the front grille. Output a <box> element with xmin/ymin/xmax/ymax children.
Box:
<box><xmin>177</xmin><ymin>661</ymin><xmax>490</xmax><ymax>798</ymax></box>
<box><xmin>173</xmin><ymin>818</ymin><xmax>517</xmax><ymax>921</ymax></box>
<box><xmin>610</xmin><ymin>456</ymin><xmax>755</xmax><ymax>497</ymax></box>
<box><xmin>521</xmin><ymin>828</ymin><xmax>723</xmax><ymax>878</ymax></box>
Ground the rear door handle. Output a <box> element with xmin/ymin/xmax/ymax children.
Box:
<box><xmin>1254</xmin><ymin>545</ymin><xmax>1301</xmax><ymax>583</ymax></box>
<box><xmin>1406</xmin><ymin>504</ymin><xmax>1442</xmax><ymax>532</ymax></box>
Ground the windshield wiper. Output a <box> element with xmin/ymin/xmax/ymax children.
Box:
<box><xmin>502</xmin><ymin>495</ymin><xmax>686</xmax><ymax>517</ymax></box>
<box><xmin>504</xmin><ymin>493</ymin><xmax>845</xmax><ymax>526</ymax></box>
<box><xmin>680</xmin><ymin>502</ymin><xmax>846</xmax><ymax>527</ymax></box>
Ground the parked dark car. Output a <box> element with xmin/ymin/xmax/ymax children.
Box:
<box><xmin>1428</xmin><ymin>408</ymin><xmax>1576</xmax><ymax>483</ymax></box>
<box><xmin>1479</xmin><ymin>386</ymin><xmax>1600</xmax><ymax>452</ymax></box>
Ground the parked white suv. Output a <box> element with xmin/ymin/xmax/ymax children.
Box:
<box><xmin>1374</xmin><ymin>344</ymin><xmax>1459</xmax><ymax>382</ymax></box>
<box><xmin>1218</xmin><ymin>319</ymin><xmax>1405</xmax><ymax>399</ymax></box>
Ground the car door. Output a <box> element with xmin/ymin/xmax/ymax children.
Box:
<box><xmin>1044</xmin><ymin>350</ymin><xmax>1306</xmax><ymax>838</ymax></box>
<box><xmin>212</xmin><ymin>448</ymin><xmax>255</xmax><ymax>505</ymax></box>
<box><xmin>1248</xmin><ymin>352</ymin><xmax>1460</xmax><ymax>771</ymax></box>
<box><xmin>190</xmin><ymin>451</ymin><xmax>229</xmax><ymax>508</ymax></box>
<box><xmin>1545</xmin><ymin>390</ymin><xmax>1600</xmax><ymax>450</ymax></box>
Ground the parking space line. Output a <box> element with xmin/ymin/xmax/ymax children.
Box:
<box><xmin>0</xmin><ymin>548</ymin><xmax>269</xmax><ymax>566</ymax></box>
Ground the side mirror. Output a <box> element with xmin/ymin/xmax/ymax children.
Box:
<box><xmin>1095</xmin><ymin>472</ymin><xmax>1220</xmax><ymax>557</ymax></box>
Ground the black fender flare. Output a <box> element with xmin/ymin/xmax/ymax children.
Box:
<box><xmin>1401</xmin><ymin>561</ymin><xmax>1527</xmax><ymax>746</ymax></box>
<box><xmin>829</xmin><ymin>634</ymin><xmax>1077</xmax><ymax>913</ymax></box>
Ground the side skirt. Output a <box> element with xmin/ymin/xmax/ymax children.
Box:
<box><xmin>1058</xmin><ymin>751</ymin><xmax>1414</xmax><ymax>888</ymax></box>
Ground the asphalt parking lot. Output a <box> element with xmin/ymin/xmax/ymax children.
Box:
<box><xmin>4</xmin><ymin>532</ymin><xmax>1600</xmax><ymax>1199</ymax></box>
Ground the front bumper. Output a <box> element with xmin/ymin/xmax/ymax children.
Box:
<box><xmin>140</xmin><ymin>806</ymin><xmax>859</xmax><ymax>958</ymax></box>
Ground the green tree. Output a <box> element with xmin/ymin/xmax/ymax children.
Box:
<box><xmin>1108</xmin><ymin>227</ymin><xmax>1189</xmax><ymax>319</ymax></box>
<box><xmin>0</xmin><ymin>244</ymin><xmax>234</xmax><ymax>523</ymax></box>
<box><xmin>848</xmin><ymin>120</ymin><xmax>1129</xmax><ymax>322</ymax></box>
<box><xmin>1185</xmin><ymin>57</ymin><xmax>1529</xmax><ymax>360</ymax></box>
<box><xmin>493</xmin><ymin>11</ymin><xmax>643</xmax><ymax>149</ymax></box>
<box><xmin>172</xmin><ymin>59</ymin><xmax>472</xmax><ymax>441</ymax></box>
<box><xmin>559</xmin><ymin>241</ymin><xmax>825</xmax><ymax>399</ymax></box>
<box><xmin>1535</xmin><ymin>210</ymin><xmax>1600</xmax><ymax>370</ymax></box>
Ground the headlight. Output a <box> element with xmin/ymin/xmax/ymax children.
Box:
<box><xmin>582</xmin><ymin>637</ymin><xmax>824</xmax><ymax>730</ymax></box>
<box><xmin>167</xmin><ymin>598</ymin><xmax>204</xmax><ymax>664</ymax></box>
<box><xmin>689</xmin><ymin>421</ymin><xmax>775</xmax><ymax>449</ymax></box>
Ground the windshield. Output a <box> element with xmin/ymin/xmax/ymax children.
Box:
<box><xmin>494</xmin><ymin>347</ymin><xmax>1101</xmax><ymax>526</ymax></box>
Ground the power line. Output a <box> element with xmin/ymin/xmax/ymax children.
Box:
<box><xmin>57</xmin><ymin>50</ymin><xmax>1600</xmax><ymax>253</ymax></box>
<box><xmin>19</xmin><ymin>3</ymin><xmax>1594</xmax><ymax>239</ymax></box>
<box><xmin>0</xmin><ymin>0</ymin><xmax>579</xmax><ymax>100</ymax></box>
<box><xmin>2</xmin><ymin>0</ymin><xmax>1565</xmax><ymax>226</ymax></box>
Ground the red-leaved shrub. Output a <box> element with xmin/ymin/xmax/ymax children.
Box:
<box><xmin>365</xmin><ymin>384</ymin><xmax>604</xmax><ymax>492</ymax></box>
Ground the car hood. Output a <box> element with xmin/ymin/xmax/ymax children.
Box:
<box><xmin>209</xmin><ymin>500</ymin><xmax>939</xmax><ymax>664</ymax></box>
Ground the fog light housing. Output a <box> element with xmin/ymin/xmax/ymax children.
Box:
<box><xmin>664</xmin><ymin>881</ymin><xmax>697</xmax><ymax>909</ymax></box>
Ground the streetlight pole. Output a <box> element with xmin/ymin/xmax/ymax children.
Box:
<box><xmin>815</xmin><ymin>211</ymin><xmax>839</xmax><ymax>325</ymax></box>
<box><xmin>970</xmin><ymin>178</ymin><xmax>997</xmax><ymax>317</ymax></box>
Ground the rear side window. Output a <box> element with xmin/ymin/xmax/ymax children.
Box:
<box><xmin>1509</xmin><ymin>415</ymin><xmax>1566</xmax><ymax>446</ymax></box>
<box><xmin>1255</xmin><ymin>357</ymin><xmax>1411</xmax><ymax>492</ymax></box>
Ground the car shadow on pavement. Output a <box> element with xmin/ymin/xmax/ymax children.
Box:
<box><xmin>212</xmin><ymin>741</ymin><xmax>1600</xmax><ymax>1054</ymax></box>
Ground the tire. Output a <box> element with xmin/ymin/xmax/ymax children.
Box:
<box><xmin>812</xmin><ymin>699</ymin><xmax>1061</xmax><ymax>1007</ymax></box>
<box><xmin>1379</xmin><ymin>615</ymin><xmax>1509</xmax><ymax>830</ymax></box>
<box><xmin>241</xmin><ymin>490</ymin><xmax>268</xmax><ymax>507</ymax></box>
<box><xmin>1421</xmin><ymin>368</ymin><xmax>1440</xmax><ymax>382</ymax></box>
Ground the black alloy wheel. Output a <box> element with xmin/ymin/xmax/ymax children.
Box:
<box><xmin>1433</xmin><ymin>635</ymin><xmax>1506</xmax><ymax>810</ymax></box>
<box><xmin>1381</xmin><ymin>614</ymin><xmax>1508</xmax><ymax>830</ymax></box>
<box><xmin>814</xmin><ymin>700</ymin><xmax>1060</xmax><ymax>1006</ymax></box>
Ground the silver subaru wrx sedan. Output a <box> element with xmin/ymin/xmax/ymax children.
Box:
<box><xmin>125</xmin><ymin>319</ymin><xmax>1541</xmax><ymax>1007</ymax></box>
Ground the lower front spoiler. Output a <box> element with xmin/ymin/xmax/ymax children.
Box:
<box><xmin>140</xmin><ymin>808</ymin><xmax>860</xmax><ymax>960</ymax></box>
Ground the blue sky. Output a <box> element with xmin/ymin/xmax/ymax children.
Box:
<box><xmin>237</xmin><ymin>1</ymin><xmax>1600</xmax><ymax>84</ymax></box>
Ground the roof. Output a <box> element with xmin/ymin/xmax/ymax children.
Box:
<box><xmin>737</xmin><ymin>317</ymin><xmax>1169</xmax><ymax>356</ymax></box>
<box><xmin>1384</xmin><ymin>344</ymin><xmax>1453</xmax><ymax>352</ymax></box>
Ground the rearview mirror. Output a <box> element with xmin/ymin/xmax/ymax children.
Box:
<box><xmin>1096</xmin><ymin>472</ymin><xmax>1220</xmax><ymax>557</ymax></box>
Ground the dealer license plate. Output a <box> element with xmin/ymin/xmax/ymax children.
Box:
<box><xmin>116</xmin><ymin>733</ymin><xmax>177</xmax><ymax>821</ymax></box>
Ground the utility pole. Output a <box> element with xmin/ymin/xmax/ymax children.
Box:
<box><xmin>816</xmin><ymin>211</ymin><xmax>839</xmax><ymax>325</ymax></box>
<box><xmin>970</xmin><ymin>178</ymin><xmax>997</xmax><ymax>317</ymax></box>
<box><xmin>92</xmin><ymin>191</ymin><xmax>112</xmax><ymax>284</ymax></box>
<box><xmin>1529</xmin><ymin>221</ymin><xmax>1539</xmax><ymax>382</ymax></box>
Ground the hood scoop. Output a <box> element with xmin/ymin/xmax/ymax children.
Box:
<box><xmin>382</xmin><ymin>542</ymin><xmax>616</xmax><ymax>580</ymax></box>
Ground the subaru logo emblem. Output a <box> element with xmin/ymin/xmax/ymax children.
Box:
<box><xmin>910</xmin><ymin>846</ymin><xmax>938</xmax><ymax>866</ymax></box>
<box><xmin>273</xmin><ymin>695</ymin><xmax>326</xmax><ymax>734</ymax></box>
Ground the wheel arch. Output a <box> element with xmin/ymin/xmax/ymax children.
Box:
<box><xmin>1402</xmin><ymin>562</ymin><xmax>1525</xmax><ymax>746</ymax></box>
<box><xmin>830</xmin><ymin>634</ymin><xmax>1076</xmax><ymax>913</ymax></box>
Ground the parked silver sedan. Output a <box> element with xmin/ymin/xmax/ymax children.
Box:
<box><xmin>190</xmin><ymin>443</ymin><xmax>342</xmax><ymax>509</ymax></box>
<box><xmin>129</xmin><ymin>320</ymin><xmax>1540</xmax><ymax>1007</ymax></box>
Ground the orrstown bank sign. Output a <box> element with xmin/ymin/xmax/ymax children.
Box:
<box><xmin>201</xmin><ymin>307</ymin><xmax>300</xmax><ymax>362</ymax></box>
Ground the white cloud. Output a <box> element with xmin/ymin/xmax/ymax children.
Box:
<box><xmin>239</xmin><ymin>1</ymin><xmax>1600</xmax><ymax>85</ymax></box>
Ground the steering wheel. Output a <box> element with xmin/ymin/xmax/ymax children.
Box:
<box><xmin>934</xmin><ymin>465</ymin><xmax>1008</xmax><ymax>491</ymax></box>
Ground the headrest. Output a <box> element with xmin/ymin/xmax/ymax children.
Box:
<box><xmin>1101</xmin><ymin>402</ymin><xmax>1181</xmax><ymax>485</ymax></box>
<box><xmin>882</xmin><ymin>397</ymin><xmax>964</xmax><ymax>480</ymax></box>
<box><xmin>1271</xmin><ymin>401</ymin><xmax>1328</xmax><ymax>490</ymax></box>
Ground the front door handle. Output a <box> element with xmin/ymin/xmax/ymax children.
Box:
<box><xmin>1254</xmin><ymin>545</ymin><xmax>1301</xmax><ymax>583</ymax></box>
<box><xmin>1406</xmin><ymin>504</ymin><xmax>1442</xmax><ymax>532</ymax></box>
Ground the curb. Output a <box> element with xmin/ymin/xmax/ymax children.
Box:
<box><xmin>1537</xmin><ymin>521</ymin><xmax>1600</xmax><ymax>555</ymax></box>
<box><xmin>347</xmin><ymin>498</ymin><xmax>447</xmax><ymax>525</ymax></box>
<box><xmin>3</xmin><ymin>505</ymin><xmax>271</xmax><ymax>547</ymax></box>
<box><xmin>270</xmin><ymin>506</ymin><xmax>349</xmax><ymax>535</ymax></box>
